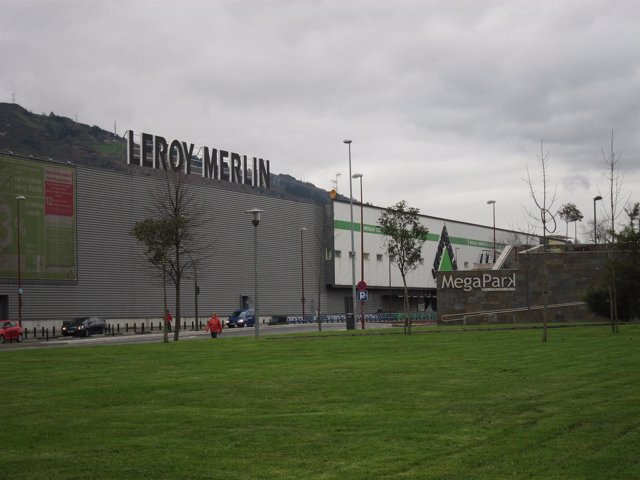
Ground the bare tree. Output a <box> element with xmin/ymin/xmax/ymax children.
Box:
<box><xmin>524</xmin><ymin>140</ymin><xmax>558</xmax><ymax>342</ymax></box>
<box><xmin>133</xmin><ymin>171</ymin><xmax>211</xmax><ymax>341</ymax></box>
<box><xmin>378</xmin><ymin>201</ymin><xmax>428</xmax><ymax>335</ymax></box>
<box><xmin>600</xmin><ymin>130</ymin><xmax>628</xmax><ymax>241</ymax></box>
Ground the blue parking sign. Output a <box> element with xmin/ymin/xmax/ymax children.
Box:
<box><xmin>358</xmin><ymin>290</ymin><xmax>369</xmax><ymax>301</ymax></box>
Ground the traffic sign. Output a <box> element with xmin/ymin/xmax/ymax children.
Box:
<box><xmin>358</xmin><ymin>290</ymin><xmax>369</xmax><ymax>301</ymax></box>
<box><xmin>357</xmin><ymin>280</ymin><xmax>367</xmax><ymax>291</ymax></box>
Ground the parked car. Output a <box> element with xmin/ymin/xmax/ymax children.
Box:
<box><xmin>0</xmin><ymin>320</ymin><xmax>23</xmax><ymax>343</ymax></box>
<box><xmin>226</xmin><ymin>308</ymin><xmax>255</xmax><ymax>328</ymax></box>
<box><xmin>61</xmin><ymin>317</ymin><xmax>107</xmax><ymax>337</ymax></box>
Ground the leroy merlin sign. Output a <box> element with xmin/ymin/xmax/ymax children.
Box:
<box><xmin>440</xmin><ymin>273</ymin><xmax>516</xmax><ymax>292</ymax></box>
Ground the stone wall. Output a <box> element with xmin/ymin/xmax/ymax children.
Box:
<box><xmin>437</xmin><ymin>249</ymin><xmax>610</xmax><ymax>324</ymax></box>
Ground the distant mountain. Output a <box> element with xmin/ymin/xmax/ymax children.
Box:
<box><xmin>0</xmin><ymin>102</ymin><xmax>339</xmax><ymax>205</ymax></box>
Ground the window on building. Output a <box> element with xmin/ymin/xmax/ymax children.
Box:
<box><xmin>419</xmin><ymin>257</ymin><xmax>424</xmax><ymax>265</ymax></box>
<box><xmin>325</xmin><ymin>248</ymin><xmax>333</xmax><ymax>261</ymax></box>
<box><xmin>377</xmin><ymin>254</ymin><xmax>383</xmax><ymax>262</ymax></box>
<box><xmin>363</xmin><ymin>253</ymin><xmax>370</xmax><ymax>261</ymax></box>
<box><xmin>335</xmin><ymin>250</ymin><xmax>342</xmax><ymax>258</ymax></box>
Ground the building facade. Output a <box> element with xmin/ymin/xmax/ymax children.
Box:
<box><xmin>1</xmin><ymin>152</ymin><xmax>535</xmax><ymax>329</ymax></box>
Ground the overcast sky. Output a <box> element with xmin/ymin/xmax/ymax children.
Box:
<box><xmin>2</xmin><ymin>0</ymin><xmax>638</xmax><ymax>238</ymax></box>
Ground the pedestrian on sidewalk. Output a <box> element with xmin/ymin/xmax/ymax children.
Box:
<box><xmin>165</xmin><ymin>309</ymin><xmax>173</xmax><ymax>333</ymax></box>
<box><xmin>205</xmin><ymin>312</ymin><xmax>223</xmax><ymax>338</ymax></box>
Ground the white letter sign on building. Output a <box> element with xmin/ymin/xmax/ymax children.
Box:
<box><xmin>440</xmin><ymin>273</ymin><xmax>516</xmax><ymax>292</ymax></box>
<box><xmin>126</xmin><ymin>130</ymin><xmax>271</xmax><ymax>189</ymax></box>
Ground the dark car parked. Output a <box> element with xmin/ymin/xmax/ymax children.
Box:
<box><xmin>0</xmin><ymin>320</ymin><xmax>23</xmax><ymax>343</ymax></box>
<box><xmin>226</xmin><ymin>308</ymin><xmax>255</xmax><ymax>328</ymax></box>
<box><xmin>61</xmin><ymin>317</ymin><xmax>107</xmax><ymax>337</ymax></box>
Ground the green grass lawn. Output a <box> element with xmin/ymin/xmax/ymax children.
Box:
<box><xmin>1</xmin><ymin>326</ymin><xmax>639</xmax><ymax>479</ymax></box>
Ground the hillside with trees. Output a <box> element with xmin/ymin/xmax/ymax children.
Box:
<box><xmin>0</xmin><ymin>102</ymin><xmax>335</xmax><ymax>205</ymax></box>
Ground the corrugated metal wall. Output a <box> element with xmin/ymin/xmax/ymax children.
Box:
<box><xmin>1</xmin><ymin>162</ymin><xmax>348</xmax><ymax>325</ymax></box>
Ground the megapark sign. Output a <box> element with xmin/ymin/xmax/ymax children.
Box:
<box><xmin>440</xmin><ymin>272</ymin><xmax>516</xmax><ymax>292</ymax></box>
<box><xmin>126</xmin><ymin>130</ymin><xmax>271</xmax><ymax>189</ymax></box>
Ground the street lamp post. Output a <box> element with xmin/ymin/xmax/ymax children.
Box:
<box><xmin>246</xmin><ymin>208</ymin><xmax>264</xmax><ymax>339</ymax></box>
<box><xmin>593</xmin><ymin>195</ymin><xmax>603</xmax><ymax>243</ymax></box>
<box><xmin>343</xmin><ymin>140</ymin><xmax>357</xmax><ymax>330</ymax></box>
<box><xmin>352</xmin><ymin>173</ymin><xmax>365</xmax><ymax>329</ymax></box>
<box><xmin>300</xmin><ymin>227</ymin><xmax>307</xmax><ymax>318</ymax></box>
<box><xmin>16</xmin><ymin>195</ymin><xmax>26</xmax><ymax>327</ymax></box>
<box><xmin>487</xmin><ymin>200</ymin><xmax>496</xmax><ymax>262</ymax></box>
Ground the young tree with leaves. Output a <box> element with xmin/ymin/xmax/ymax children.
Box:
<box><xmin>557</xmin><ymin>203</ymin><xmax>583</xmax><ymax>243</ymax></box>
<box><xmin>378</xmin><ymin>200</ymin><xmax>428</xmax><ymax>335</ymax></box>
<box><xmin>130</xmin><ymin>217</ymin><xmax>182</xmax><ymax>343</ymax></box>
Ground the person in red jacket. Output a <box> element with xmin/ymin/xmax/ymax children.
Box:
<box><xmin>206</xmin><ymin>312</ymin><xmax>223</xmax><ymax>338</ymax></box>
<box><xmin>165</xmin><ymin>309</ymin><xmax>173</xmax><ymax>332</ymax></box>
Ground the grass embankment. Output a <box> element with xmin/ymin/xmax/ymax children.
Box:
<box><xmin>1</xmin><ymin>326</ymin><xmax>638</xmax><ymax>479</ymax></box>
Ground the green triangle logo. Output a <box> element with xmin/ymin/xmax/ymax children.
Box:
<box><xmin>439</xmin><ymin>249</ymin><xmax>454</xmax><ymax>271</ymax></box>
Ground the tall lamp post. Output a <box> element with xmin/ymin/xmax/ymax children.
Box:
<box><xmin>246</xmin><ymin>208</ymin><xmax>264</xmax><ymax>339</ymax></box>
<box><xmin>487</xmin><ymin>200</ymin><xmax>496</xmax><ymax>262</ymax></box>
<box><xmin>593</xmin><ymin>195</ymin><xmax>603</xmax><ymax>243</ymax></box>
<box><xmin>300</xmin><ymin>227</ymin><xmax>307</xmax><ymax>318</ymax></box>
<box><xmin>16</xmin><ymin>195</ymin><xmax>26</xmax><ymax>327</ymax></box>
<box><xmin>343</xmin><ymin>139</ymin><xmax>357</xmax><ymax>330</ymax></box>
<box><xmin>352</xmin><ymin>173</ymin><xmax>365</xmax><ymax>329</ymax></box>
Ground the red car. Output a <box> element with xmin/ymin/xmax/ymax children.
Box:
<box><xmin>0</xmin><ymin>320</ymin><xmax>24</xmax><ymax>343</ymax></box>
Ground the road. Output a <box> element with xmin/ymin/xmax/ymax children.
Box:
<box><xmin>2</xmin><ymin>322</ymin><xmax>395</xmax><ymax>349</ymax></box>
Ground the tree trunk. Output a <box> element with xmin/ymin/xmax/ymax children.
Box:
<box><xmin>163</xmin><ymin>261</ymin><xmax>169</xmax><ymax>343</ymax></box>
<box><xmin>402</xmin><ymin>275</ymin><xmax>410</xmax><ymax>335</ymax></box>
<box><xmin>542</xmin><ymin>247</ymin><xmax>548</xmax><ymax>343</ymax></box>
<box><xmin>174</xmin><ymin>283</ymin><xmax>181</xmax><ymax>341</ymax></box>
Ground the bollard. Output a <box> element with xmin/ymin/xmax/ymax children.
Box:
<box><xmin>41</xmin><ymin>326</ymin><xmax>45</xmax><ymax>337</ymax></box>
<box><xmin>150</xmin><ymin>322</ymin><xmax>154</xmax><ymax>332</ymax></box>
<box><xmin>126</xmin><ymin>323</ymin><xmax>129</xmax><ymax>333</ymax></box>
<box><xmin>117</xmin><ymin>324</ymin><xmax>120</xmax><ymax>334</ymax></box>
<box><xmin>134</xmin><ymin>323</ymin><xmax>137</xmax><ymax>334</ymax></box>
<box><xmin>53</xmin><ymin>326</ymin><xmax>56</xmax><ymax>337</ymax></box>
<box><xmin>33</xmin><ymin>327</ymin><xmax>37</xmax><ymax>338</ymax></box>
<box><xmin>46</xmin><ymin>328</ymin><xmax>49</xmax><ymax>341</ymax></box>
<box><xmin>141</xmin><ymin>323</ymin><xmax>145</xmax><ymax>334</ymax></box>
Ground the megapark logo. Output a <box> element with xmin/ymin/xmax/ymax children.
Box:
<box><xmin>440</xmin><ymin>272</ymin><xmax>516</xmax><ymax>292</ymax></box>
<box><xmin>432</xmin><ymin>225</ymin><xmax>457</xmax><ymax>279</ymax></box>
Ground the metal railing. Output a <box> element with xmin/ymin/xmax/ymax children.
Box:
<box><xmin>440</xmin><ymin>301</ymin><xmax>586</xmax><ymax>325</ymax></box>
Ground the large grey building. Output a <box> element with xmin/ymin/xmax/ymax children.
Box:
<box><xmin>1</xmin><ymin>150</ymin><xmax>527</xmax><ymax>330</ymax></box>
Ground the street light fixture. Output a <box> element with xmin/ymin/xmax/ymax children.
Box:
<box><xmin>16</xmin><ymin>195</ymin><xmax>26</xmax><ymax>327</ymax></box>
<box><xmin>300</xmin><ymin>227</ymin><xmax>307</xmax><ymax>318</ymax></box>
<box><xmin>487</xmin><ymin>200</ymin><xmax>496</xmax><ymax>262</ymax></box>
<box><xmin>352</xmin><ymin>172</ymin><xmax>365</xmax><ymax>329</ymax></box>
<box><xmin>593</xmin><ymin>195</ymin><xmax>603</xmax><ymax>243</ymax></box>
<box><xmin>246</xmin><ymin>208</ymin><xmax>264</xmax><ymax>339</ymax></box>
<box><xmin>343</xmin><ymin>139</ymin><xmax>357</xmax><ymax>330</ymax></box>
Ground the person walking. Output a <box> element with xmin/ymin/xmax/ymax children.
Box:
<box><xmin>165</xmin><ymin>309</ymin><xmax>173</xmax><ymax>333</ymax></box>
<box><xmin>206</xmin><ymin>312</ymin><xmax>223</xmax><ymax>338</ymax></box>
